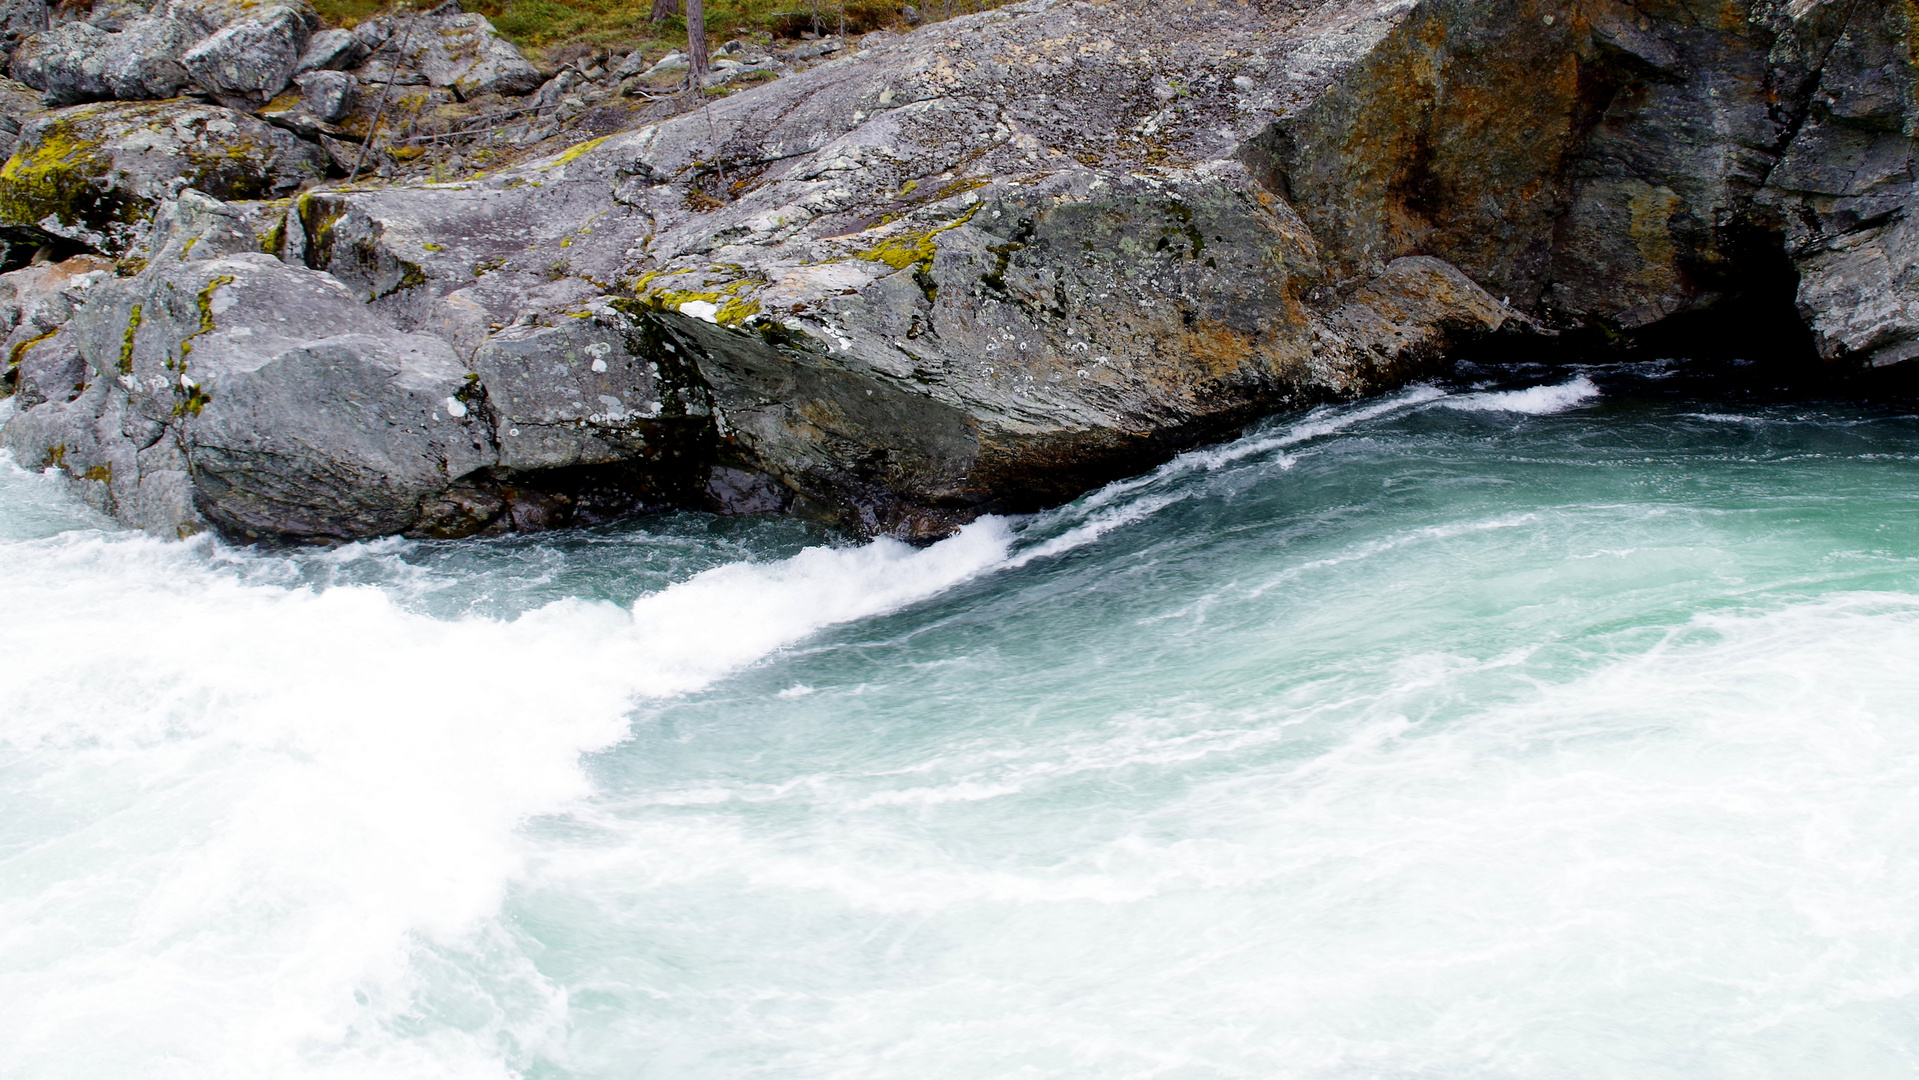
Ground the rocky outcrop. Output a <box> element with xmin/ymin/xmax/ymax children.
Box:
<box><xmin>3</xmin><ymin>0</ymin><xmax>1919</xmax><ymax>546</ymax></box>
<box><xmin>0</xmin><ymin>99</ymin><xmax>324</xmax><ymax>253</ymax></box>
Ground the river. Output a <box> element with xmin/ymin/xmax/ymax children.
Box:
<box><xmin>5</xmin><ymin>359</ymin><xmax>1919</xmax><ymax>1078</ymax></box>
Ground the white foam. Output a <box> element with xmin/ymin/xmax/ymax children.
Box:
<box><xmin>1018</xmin><ymin>385</ymin><xmax>1450</xmax><ymax>562</ymax></box>
<box><xmin>0</xmin><ymin>488</ymin><xmax>1014</xmax><ymax>1080</ymax></box>
<box><xmin>1443</xmin><ymin>374</ymin><xmax>1601</xmax><ymax>414</ymax></box>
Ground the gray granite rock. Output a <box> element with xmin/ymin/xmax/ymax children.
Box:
<box><xmin>395</xmin><ymin>8</ymin><xmax>539</xmax><ymax>97</ymax></box>
<box><xmin>295</xmin><ymin>26</ymin><xmax>366</xmax><ymax>73</ymax></box>
<box><xmin>296</xmin><ymin>68</ymin><xmax>352</xmax><ymax>121</ymax></box>
<box><xmin>101</xmin><ymin>15</ymin><xmax>193</xmax><ymax>98</ymax></box>
<box><xmin>3</xmin><ymin>248</ymin><xmax>496</xmax><ymax>540</ymax></box>
<box><xmin>11</xmin><ymin>0</ymin><xmax>1919</xmax><ymax>546</ymax></box>
<box><xmin>181</xmin><ymin>3</ymin><xmax>313</xmax><ymax>107</ymax></box>
<box><xmin>10</xmin><ymin>21</ymin><xmax>110</xmax><ymax>104</ymax></box>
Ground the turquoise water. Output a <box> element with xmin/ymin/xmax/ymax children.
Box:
<box><xmin>6</xmin><ymin>363</ymin><xmax>1919</xmax><ymax>1078</ymax></box>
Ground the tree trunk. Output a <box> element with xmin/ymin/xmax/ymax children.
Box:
<box><xmin>685</xmin><ymin>0</ymin><xmax>708</xmax><ymax>88</ymax></box>
<box><xmin>648</xmin><ymin>0</ymin><xmax>678</xmax><ymax>22</ymax></box>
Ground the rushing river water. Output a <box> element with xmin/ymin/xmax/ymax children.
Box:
<box><xmin>5</xmin><ymin>361</ymin><xmax>1919</xmax><ymax>1078</ymax></box>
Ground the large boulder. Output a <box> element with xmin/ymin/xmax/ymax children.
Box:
<box><xmin>9</xmin><ymin>20</ymin><xmax>109</xmax><ymax>104</ymax></box>
<box><xmin>179</xmin><ymin>3</ymin><xmax>313</xmax><ymax>107</ymax></box>
<box><xmin>2</xmin><ymin>245</ymin><xmax>497</xmax><ymax>540</ymax></box>
<box><xmin>12</xmin><ymin>15</ymin><xmax>193</xmax><ymax>103</ymax></box>
<box><xmin>393</xmin><ymin>7</ymin><xmax>540</xmax><ymax>97</ymax></box>
<box><xmin>101</xmin><ymin>15</ymin><xmax>194</xmax><ymax>99</ymax></box>
<box><xmin>0</xmin><ymin>99</ymin><xmax>324</xmax><ymax>253</ymax></box>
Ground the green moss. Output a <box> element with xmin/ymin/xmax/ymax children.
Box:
<box><xmin>714</xmin><ymin>296</ymin><xmax>761</xmax><ymax>326</ymax></box>
<box><xmin>934</xmin><ymin>176</ymin><xmax>988</xmax><ymax>201</ymax></box>
<box><xmin>297</xmin><ymin>193</ymin><xmax>348</xmax><ymax>269</ymax></box>
<box><xmin>178</xmin><ymin>276</ymin><xmax>234</xmax><ymax>360</ymax></box>
<box><xmin>9</xmin><ymin>327</ymin><xmax>57</xmax><ymax>382</ymax></box>
<box><xmin>173</xmin><ymin>382</ymin><xmax>212</xmax><ymax>417</ymax></box>
<box><xmin>550</xmin><ymin>134</ymin><xmax>611</xmax><ymax>167</ymax></box>
<box><xmin>650</xmin><ymin>288</ymin><xmax>723</xmax><ymax>307</ymax></box>
<box><xmin>258</xmin><ymin>217</ymin><xmax>287</xmax><ymax>257</ymax></box>
<box><xmin>79</xmin><ymin>463</ymin><xmax>111</xmax><ymax>482</ymax></box>
<box><xmin>852</xmin><ymin>204</ymin><xmax>979</xmax><ymax>273</ymax></box>
<box><xmin>0</xmin><ymin>119</ymin><xmax>128</xmax><ymax>235</ymax></box>
<box><xmin>374</xmin><ymin>258</ymin><xmax>429</xmax><ymax>299</ymax></box>
<box><xmin>118</xmin><ymin>306</ymin><xmax>141</xmax><ymax>374</ymax></box>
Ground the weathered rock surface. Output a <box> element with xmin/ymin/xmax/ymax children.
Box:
<box><xmin>295</xmin><ymin>27</ymin><xmax>366</xmax><ymax>73</ymax></box>
<box><xmin>392</xmin><ymin>6</ymin><xmax>541</xmax><ymax>98</ymax></box>
<box><xmin>1</xmin><ymin>248</ymin><xmax>496</xmax><ymax>539</ymax></box>
<box><xmin>6</xmin><ymin>0</ymin><xmax>1919</xmax><ymax>546</ymax></box>
<box><xmin>296</xmin><ymin>68</ymin><xmax>353</xmax><ymax>122</ymax></box>
<box><xmin>180</xmin><ymin>3</ymin><xmax>315</xmax><ymax>107</ymax></box>
<box><xmin>286</xmin><ymin>0</ymin><xmax>1520</xmax><ymax>537</ymax></box>
<box><xmin>10</xmin><ymin>20</ymin><xmax>109</xmax><ymax>104</ymax></box>
<box><xmin>0</xmin><ymin>99</ymin><xmax>324</xmax><ymax>252</ymax></box>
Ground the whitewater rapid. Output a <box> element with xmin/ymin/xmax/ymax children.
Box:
<box><xmin>5</xmin><ymin>368</ymin><xmax>1919</xmax><ymax>1078</ymax></box>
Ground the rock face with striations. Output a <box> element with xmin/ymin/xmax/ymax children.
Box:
<box><xmin>5</xmin><ymin>0</ymin><xmax>1919</xmax><ymax>545</ymax></box>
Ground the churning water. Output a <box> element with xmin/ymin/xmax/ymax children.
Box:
<box><xmin>6</xmin><ymin>361</ymin><xmax>1919</xmax><ymax>1079</ymax></box>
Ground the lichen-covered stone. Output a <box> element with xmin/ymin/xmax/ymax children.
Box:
<box><xmin>295</xmin><ymin>26</ymin><xmax>366</xmax><ymax>73</ymax></box>
<box><xmin>0</xmin><ymin>252</ymin><xmax>111</xmax><ymax>404</ymax></box>
<box><xmin>287</xmin><ymin>0</ymin><xmax>1511</xmax><ymax>536</ymax></box>
<box><xmin>13</xmin><ymin>0</ymin><xmax>1919</xmax><ymax>546</ymax></box>
<box><xmin>101</xmin><ymin>15</ymin><xmax>194</xmax><ymax>99</ymax></box>
<box><xmin>396</xmin><ymin>8</ymin><xmax>539</xmax><ymax>97</ymax></box>
<box><xmin>0</xmin><ymin>99</ymin><xmax>325</xmax><ymax>253</ymax></box>
<box><xmin>295</xmin><ymin>68</ymin><xmax>352</xmax><ymax>121</ymax></box>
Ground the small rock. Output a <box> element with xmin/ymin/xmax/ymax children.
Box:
<box><xmin>0</xmin><ymin>0</ymin><xmax>47</xmax><ymax>40</ymax></box>
<box><xmin>296</xmin><ymin>27</ymin><xmax>367</xmax><ymax>73</ymax></box>
<box><xmin>902</xmin><ymin>4</ymin><xmax>922</xmax><ymax>26</ymax></box>
<box><xmin>351</xmin><ymin>59</ymin><xmax>429</xmax><ymax>85</ymax></box>
<box><xmin>783</xmin><ymin>36</ymin><xmax>841</xmax><ymax>61</ymax></box>
<box><xmin>349</xmin><ymin>16</ymin><xmax>390</xmax><ymax>50</ymax></box>
<box><xmin>295</xmin><ymin>68</ymin><xmax>352</xmax><ymax>121</ymax></box>
<box><xmin>82</xmin><ymin>0</ymin><xmax>143</xmax><ymax>32</ymax></box>
<box><xmin>643</xmin><ymin>51</ymin><xmax>688</xmax><ymax>76</ymax></box>
<box><xmin>611</xmin><ymin>49</ymin><xmax>647</xmax><ymax>79</ymax></box>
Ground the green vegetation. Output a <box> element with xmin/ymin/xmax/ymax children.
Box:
<box><xmin>312</xmin><ymin>0</ymin><xmax>1014</xmax><ymax>65</ymax></box>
